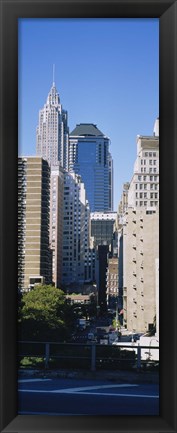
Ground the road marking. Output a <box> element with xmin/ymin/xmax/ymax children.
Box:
<box><xmin>18</xmin><ymin>389</ymin><xmax>159</xmax><ymax>398</ymax></box>
<box><xmin>18</xmin><ymin>379</ymin><xmax>51</xmax><ymax>383</ymax></box>
<box><xmin>51</xmin><ymin>384</ymin><xmax>138</xmax><ymax>393</ymax></box>
<box><xmin>18</xmin><ymin>411</ymin><xmax>87</xmax><ymax>415</ymax></box>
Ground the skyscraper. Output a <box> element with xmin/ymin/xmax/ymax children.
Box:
<box><xmin>69</xmin><ymin>123</ymin><xmax>113</xmax><ymax>212</ymax></box>
<box><xmin>18</xmin><ymin>157</ymin><xmax>51</xmax><ymax>291</ymax></box>
<box><xmin>62</xmin><ymin>171</ymin><xmax>90</xmax><ymax>288</ymax></box>
<box><xmin>36</xmin><ymin>73</ymin><xmax>69</xmax><ymax>169</ymax></box>
<box><xmin>128</xmin><ymin>119</ymin><xmax>159</xmax><ymax>209</ymax></box>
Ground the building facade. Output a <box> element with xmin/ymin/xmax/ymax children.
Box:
<box><xmin>36</xmin><ymin>78</ymin><xmax>69</xmax><ymax>170</ymax></box>
<box><xmin>122</xmin><ymin>207</ymin><xmax>159</xmax><ymax>333</ymax></box>
<box><xmin>18</xmin><ymin>157</ymin><xmax>51</xmax><ymax>291</ymax></box>
<box><xmin>106</xmin><ymin>257</ymin><xmax>118</xmax><ymax>309</ymax></box>
<box><xmin>90</xmin><ymin>212</ymin><xmax>117</xmax><ymax>249</ymax></box>
<box><xmin>50</xmin><ymin>165</ymin><xmax>64</xmax><ymax>288</ymax></box>
<box><xmin>62</xmin><ymin>171</ymin><xmax>90</xmax><ymax>288</ymax></box>
<box><xmin>69</xmin><ymin>123</ymin><xmax>113</xmax><ymax>212</ymax></box>
<box><xmin>128</xmin><ymin>131</ymin><xmax>159</xmax><ymax>209</ymax></box>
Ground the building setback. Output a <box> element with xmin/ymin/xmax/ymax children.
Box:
<box><xmin>69</xmin><ymin>123</ymin><xmax>113</xmax><ymax>212</ymax></box>
<box><xmin>18</xmin><ymin>157</ymin><xmax>51</xmax><ymax>290</ymax></box>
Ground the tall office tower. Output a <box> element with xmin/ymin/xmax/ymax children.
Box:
<box><xmin>18</xmin><ymin>157</ymin><xmax>51</xmax><ymax>291</ymax></box>
<box><xmin>62</xmin><ymin>171</ymin><xmax>90</xmax><ymax>288</ymax></box>
<box><xmin>122</xmin><ymin>207</ymin><xmax>159</xmax><ymax>333</ymax></box>
<box><xmin>69</xmin><ymin>123</ymin><xmax>113</xmax><ymax>211</ymax></box>
<box><xmin>90</xmin><ymin>211</ymin><xmax>117</xmax><ymax>249</ymax></box>
<box><xmin>36</xmin><ymin>76</ymin><xmax>69</xmax><ymax>169</ymax></box>
<box><xmin>128</xmin><ymin>119</ymin><xmax>159</xmax><ymax>208</ymax></box>
<box><xmin>50</xmin><ymin>165</ymin><xmax>64</xmax><ymax>288</ymax></box>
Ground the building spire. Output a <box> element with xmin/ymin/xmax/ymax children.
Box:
<box><xmin>53</xmin><ymin>64</ymin><xmax>55</xmax><ymax>86</ymax></box>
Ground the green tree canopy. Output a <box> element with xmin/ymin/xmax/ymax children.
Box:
<box><xmin>19</xmin><ymin>285</ymin><xmax>75</xmax><ymax>342</ymax></box>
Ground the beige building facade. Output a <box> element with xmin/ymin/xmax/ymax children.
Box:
<box><xmin>123</xmin><ymin>207</ymin><xmax>159</xmax><ymax>333</ymax></box>
<box><xmin>18</xmin><ymin>157</ymin><xmax>51</xmax><ymax>290</ymax></box>
<box><xmin>106</xmin><ymin>257</ymin><xmax>118</xmax><ymax>306</ymax></box>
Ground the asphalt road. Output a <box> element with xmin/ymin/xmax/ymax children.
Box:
<box><xmin>18</xmin><ymin>377</ymin><xmax>159</xmax><ymax>415</ymax></box>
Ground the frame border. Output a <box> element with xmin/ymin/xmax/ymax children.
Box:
<box><xmin>0</xmin><ymin>0</ymin><xmax>177</xmax><ymax>432</ymax></box>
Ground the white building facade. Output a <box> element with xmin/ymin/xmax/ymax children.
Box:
<box><xmin>62</xmin><ymin>171</ymin><xmax>90</xmax><ymax>287</ymax></box>
<box><xmin>36</xmin><ymin>79</ymin><xmax>69</xmax><ymax>170</ymax></box>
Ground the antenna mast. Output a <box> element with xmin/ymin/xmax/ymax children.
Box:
<box><xmin>53</xmin><ymin>64</ymin><xmax>55</xmax><ymax>86</ymax></box>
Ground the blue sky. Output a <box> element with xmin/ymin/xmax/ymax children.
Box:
<box><xmin>18</xmin><ymin>18</ymin><xmax>159</xmax><ymax>210</ymax></box>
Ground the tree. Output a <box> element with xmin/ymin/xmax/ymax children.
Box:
<box><xmin>19</xmin><ymin>285</ymin><xmax>75</xmax><ymax>342</ymax></box>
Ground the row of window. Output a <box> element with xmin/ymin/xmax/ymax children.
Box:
<box><xmin>136</xmin><ymin>192</ymin><xmax>158</xmax><ymax>199</ymax></box>
<box><xmin>137</xmin><ymin>175</ymin><xmax>158</xmax><ymax>181</ymax></box>
<box><xmin>143</xmin><ymin>152</ymin><xmax>157</xmax><ymax>157</ymax></box>
<box><xmin>135</xmin><ymin>184</ymin><xmax>158</xmax><ymax>191</ymax></box>
<box><xmin>135</xmin><ymin>201</ymin><xmax>158</xmax><ymax>207</ymax></box>
<box><xmin>140</xmin><ymin>167</ymin><xmax>157</xmax><ymax>173</ymax></box>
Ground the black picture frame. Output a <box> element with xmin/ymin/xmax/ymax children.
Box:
<box><xmin>0</xmin><ymin>0</ymin><xmax>177</xmax><ymax>432</ymax></box>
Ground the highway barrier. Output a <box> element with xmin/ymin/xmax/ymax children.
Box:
<box><xmin>18</xmin><ymin>341</ymin><xmax>159</xmax><ymax>372</ymax></box>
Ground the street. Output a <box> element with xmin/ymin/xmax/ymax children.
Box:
<box><xmin>18</xmin><ymin>377</ymin><xmax>159</xmax><ymax>415</ymax></box>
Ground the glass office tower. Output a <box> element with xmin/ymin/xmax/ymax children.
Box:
<box><xmin>69</xmin><ymin>124</ymin><xmax>113</xmax><ymax>212</ymax></box>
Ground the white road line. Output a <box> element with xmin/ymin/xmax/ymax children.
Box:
<box><xmin>18</xmin><ymin>389</ymin><xmax>159</xmax><ymax>398</ymax></box>
<box><xmin>18</xmin><ymin>411</ymin><xmax>87</xmax><ymax>415</ymax></box>
<box><xmin>18</xmin><ymin>379</ymin><xmax>52</xmax><ymax>383</ymax></box>
<box><xmin>51</xmin><ymin>384</ymin><xmax>138</xmax><ymax>393</ymax></box>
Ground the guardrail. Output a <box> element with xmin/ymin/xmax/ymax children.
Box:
<box><xmin>18</xmin><ymin>341</ymin><xmax>159</xmax><ymax>372</ymax></box>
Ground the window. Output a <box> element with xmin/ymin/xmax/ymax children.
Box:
<box><xmin>143</xmin><ymin>176</ymin><xmax>147</xmax><ymax>181</ymax></box>
<box><xmin>150</xmin><ymin>176</ymin><xmax>153</xmax><ymax>181</ymax></box>
<box><xmin>144</xmin><ymin>192</ymin><xmax>147</xmax><ymax>198</ymax></box>
<box><xmin>139</xmin><ymin>184</ymin><xmax>143</xmax><ymax>190</ymax></box>
<box><xmin>149</xmin><ymin>160</ymin><xmax>152</xmax><ymax>165</ymax></box>
<box><xmin>138</xmin><ymin>176</ymin><xmax>142</xmax><ymax>181</ymax></box>
<box><xmin>153</xmin><ymin>160</ymin><xmax>156</xmax><ymax>165</ymax></box>
<box><xmin>140</xmin><ymin>201</ymin><xmax>143</xmax><ymax>206</ymax></box>
<box><xmin>149</xmin><ymin>152</ymin><xmax>152</xmax><ymax>157</ymax></box>
<box><xmin>150</xmin><ymin>168</ymin><xmax>153</xmax><ymax>173</ymax></box>
<box><xmin>144</xmin><ymin>184</ymin><xmax>147</xmax><ymax>190</ymax></box>
<box><xmin>153</xmin><ymin>152</ymin><xmax>156</xmax><ymax>157</ymax></box>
